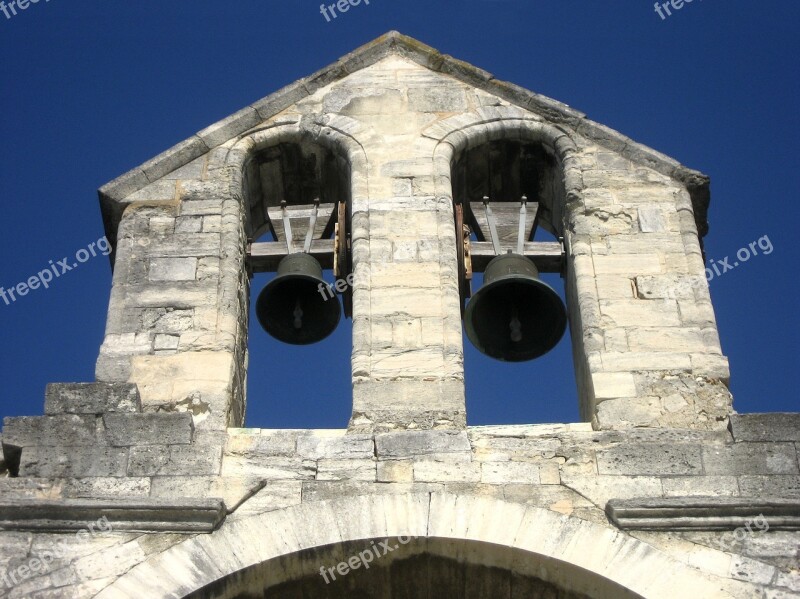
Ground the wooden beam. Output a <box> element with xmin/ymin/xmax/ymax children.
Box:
<box><xmin>248</xmin><ymin>240</ymin><xmax>335</xmax><ymax>272</ymax></box>
<box><xmin>470</xmin><ymin>241</ymin><xmax>563</xmax><ymax>273</ymax></box>
<box><xmin>248</xmin><ymin>240</ymin><xmax>564</xmax><ymax>274</ymax></box>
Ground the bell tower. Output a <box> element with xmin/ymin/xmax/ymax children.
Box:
<box><xmin>92</xmin><ymin>32</ymin><xmax>731</xmax><ymax>433</ymax></box>
<box><xmin>2</xmin><ymin>32</ymin><xmax>796</xmax><ymax>599</ymax></box>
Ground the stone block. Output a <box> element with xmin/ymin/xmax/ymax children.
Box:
<box><xmin>593</xmin><ymin>254</ymin><xmax>662</xmax><ymax>275</ymax></box>
<box><xmin>599</xmin><ymin>300</ymin><xmax>681</xmax><ymax>327</ymax></box>
<box><xmin>481</xmin><ymin>462</ymin><xmax>540</xmax><ymax>484</ymax></box>
<box><xmin>738</xmin><ymin>476</ymin><xmax>800</xmax><ymax>498</ymax></box>
<box><xmin>44</xmin><ymin>383</ymin><xmax>141</xmax><ymax>415</ymax></box>
<box><xmin>224</xmin><ymin>430</ymin><xmax>297</xmax><ymax>456</ymax></box>
<box><xmin>597</xmin><ymin>443</ymin><xmax>703</xmax><ymax>475</ymax></box>
<box><xmin>591</xmin><ymin>372</ymin><xmax>637</xmax><ymax>400</ymax></box>
<box><xmin>20</xmin><ymin>447</ymin><xmax>129</xmax><ymax>478</ymax></box>
<box><xmin>407</xmin><ymin>87</ymin><xmax>467</xmax><ymax>112</ymax></box>
<box><xmin>128</xmin><ymin>445</ymin><xmax>222</xmax><ymax>476</ymax></box>
<box><xmin>413</xmin><ymin>460</ymin><xmax>480</xmax><ymax>483</ymax></box>
<box><xmin>59</xmin><ymin>477</ymin><xmax>151</xmax><ymax>498</ymax></box>
<box><xmin>375</xmin><ymin>430</ymin><xmax>471</xmax><ymax>459</ymax></box>
<box><xmin>316</xmin><ymin>459</ymin><xmax>376</xmax><ymax>482</ymax></box>
<box><xmin>729</xmin><ymin>414</ymin><xmax>800</xmax><ymax>442</ymax></box>
<box><xmin>703</xmin><ymin>443</ymin><xmax>799</xmax><ymax>476</ymax></box>
<box><xmin>662</xmin><ymin>476</ymin><xmax>739</xmax><ymax>497</ymax></box>
<box><xmin>296</xmin><ymin>432</ymin><xmax>374</xmax><ymax>460</ymax></box>
<box><xmin>102</xmin><ymin>413</ymin><xmax>194</xmax><ymax>446</ymax></box>
<box><xmin>377</xmin><ymin>460</ymin><xmax>414</xmax><ymax>483</ymax></box>
<box><xmin>220</xmin><ymin>455</ymin><xmax>316</xmax><ymax>480</ymax></box>
<box><xmin>561</xmin><ymin>475</ymin><xmax>663</xmax><ymax>507</ymax></box>
<box><xmin>638</xmin><ymin>206</ymin><xmax>667</xmax><ymax>232</ymax></box>
<box><xmin>2</xmin><ymin>416</ymin><xmax>97</xmax><ymax>448</ymax></box>
<box><xmin>149</xmin><ymin>257</ymin><xmax>197</xmax><ymax>282</ymax></box>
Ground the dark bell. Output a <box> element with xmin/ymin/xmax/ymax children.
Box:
<box><xmin>255</xmin><ymin>253</ymin><xmax>341</xmax><ymax>345</ymax></box>
<box><xmin>465</xmin><ymin>253</ymin><xmax>567</xmax><ymax>362</ymax></box>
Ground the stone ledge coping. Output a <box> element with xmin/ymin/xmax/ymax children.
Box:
<box><xmin>606</xmin><ymin>496</ymin><xmax>800</xmax><ymax>530</ymax></box>
<box><xmin>0</xmin><ymin>497</ymin><xmax>226</xmax><ymax>533</ymax></box>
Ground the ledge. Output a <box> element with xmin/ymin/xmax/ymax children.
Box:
<box><xmin>0</xmin><ymin>497</ymin><xmax>226</xmax><ymax>533</ymax></box>
<box><xmin>606</xmin><ymin>497</ymin><xmax>800</xmax><ymax>530</ymax></box>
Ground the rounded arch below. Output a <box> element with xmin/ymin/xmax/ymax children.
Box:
<box><xmin>94</xmin><ymin>493</ymin><xmax>733</xmax><ymax>599</ymax></box>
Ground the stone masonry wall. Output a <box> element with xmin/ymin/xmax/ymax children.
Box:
<box><xmin>93</xmin><ymin>48</ymin><xmax>730</xmax><ymax>432</ymax></box>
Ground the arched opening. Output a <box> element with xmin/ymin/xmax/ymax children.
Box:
<box><xmin>452</xmin><ymin>139</ymin><xmax>578</xmax><ymax>425</ymax></box>
<box><xmin>242</xmin><ymin>138</ymin><xmax>353</xmax><ymax>429</ymax></box>
<box><xmin>185</xmin><ymin>538</ymin><xmax>625</xmax><ymax>599</ymax></box>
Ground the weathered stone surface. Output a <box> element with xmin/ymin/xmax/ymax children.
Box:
<box><xmin>2</xmin><ymin>416</ymin><xmax>97</xmax><ymax>448</ymax></box>
<box><xmin>0</xmin><ymin>498</ymin><xmax>225</xmax><ymax>533</ymax></box>
<box><xmin>606</xmin><ymin>497</ymin><xmax>800</xmax><ymax>531</ymax></box>
<box><xmin>738</xmin><ymin>476</ymin><xmax>800</xmax><ymax>498</ymax></box>
<box><xmin>103</xmin><ymin>413</ymin><xmax>194</xmax><ymax>446</ymax></box>
<box><xmin>44</xmin><ymin>383</ymin><xmax>141</xmax><ymax>415</ymax></box>
<box><xmin>296</xmin><ymin>432</ymin><xmax>374</xmax><ymax>460</ymax></box>
<box><xmin>729</xmin><ymin>414</ymin><xmax>800</xmax><ymax>442</ymax></box>
<box><xmin>703</xmin><ymin>443</ymin><xmax>799</xmax><ymax>476</ymax></box>
<box><xmin>128</xmin><ymin>445</ymin><xmax>222</xmax><ymax>477</ymax></box>
<box><xmin>375</xmin><ymin>430</ymin><xmax>471</xmax><ymax>458</ymax></box>
<box><xmin>19</xmin><ymin>447</ymin><xmax>129</xmax><ymax>478</ymax></box>
<box><xmin>597</xmin><ymin>443</ymin><xmax>703</xmax><ymax>475</ymax></box>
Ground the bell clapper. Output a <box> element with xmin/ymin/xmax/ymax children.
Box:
<box><xmin>509</xmin><ymin>306</ymin><xmax>523</xmax><ymax>343</ymax></box>
<box><xmin>293</xmin><ymin>301</ymin><xmax>304</xmax><ymax>330</ymax></box>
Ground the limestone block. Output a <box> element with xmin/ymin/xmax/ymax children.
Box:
<box><xmin>481</xmin><ymin>462</ymin><xmax>540</xmax><ymax>484</ymax></box>
<box><xmin>591</xmin><ymin>372</ymin><xmax>637</xmax><ymax>400</ymax></box>
<box><xmin>296</xmin><ymin>432</ymin><xmax>374</xmax><ymax>460</ymax></box>
<box><xmin>59</xmin><ymin>477</ymin><xmax>151</xmax><ymax>499</ymax></box>
<box><xmin>102</xmin><ymin>413</ymin><xmax>194</xmax><ymax>447</ymax></box>
<box><xmin>592</xmin><ymin>254</ymin><xmax>662</xmax><ymax>275</ymax></box>
<box><xmin>413</xmin><ymin>460</ymin><xmax>481</xmax><ymax>483</ymax></box>
<box><xmin>599</xmin><ymin>300</ymin><xmax>681</xmax><ymax>327</ymax></box>
<box><xmin>691</xmin><ymin>354</ymin><xmax>730</xmax><ymax>381</ymax></box>
<box><xmin>174</xmin><ymin>217</ymin><xmax>203</xmax><ymax>234</ymax></box>
<box><xmin>638</xmin><ymin>207</ymin><xmax>667</xmax><ymax>233</ymax></box>
<box><xmin>662</xmin><ymin>476</ymin><xmax>739</xmax><ymax>497</ymax></box>
<box><xmin>377</xmin><ymin>460</ymin><xmax>414</xmax><ymax>483</ymax></box>
<box><xmin>560</xmin><ymin>474</ymin><xmax>663</xmax><ymax>507</ymax></box>
<box><xmin>20</xmin><ymin>447</ymin><xmax>129</xmax><ymax>478</ymax></box>
<box><xmin>220</xmin><ymin>455</ymin><xmax>315</xmax><ymax>480</ymax></box>
<box><xmin>376</xmin><ymin>430</ymin><xmax>471</xmax><ymax>459</ymax></box>
<box><xmin>2</xmin><ymin>416</ymin><xmax>97</xmax><ymax>449</ymax></box>
<box><xmin>597</xmin><ymin>443</ymin><xmax>703</xmax><ymax>475</ymax></box>
<box><xmin>128</xmin><ymin>445</ymin><xmax>223</xmax><ymax>477</ymax></box>
<box><xmin>634</xmin><ymin>274</ymin><xmax>703</xmax><ymax>300</ymax></box>
<box><xmin>627</xmin><ymin>328</ymin><xmax>707</xmax><ymax>353</ymax></box>
<box><xmin>595</xmin><ymin>275</ymin><xmax>635</xmax><ymax>299</ymax></box>
<box><xmin>316</xmin><ymin>459</ymin><xmax>376</xmax><ymax>482</ymax></box>
<box><xmin>224</xmin><ymin>430</ymin><xmax>297</xmax><ymax>457</ymax></box>
<box><xmin>149</xmin><ymin>258</ymin><xmax>197</xmax><ymax>282</ymax></box>
<box><xmin>44</xmin><ymin>383</ymin><xmax>141</xmax><ymax>415</ymax></box>
<box><xmin>703</xmin><ymin>443</ymin><xmax>799</xmax><ymax>476</ymax></box>
<box><xmin>729</xmin><ymin>414</ymin><xmax>800</xmax><ymax>443</ymax></box>
<box><xmin>595</xmin><ymin>397</ymin><xmax>663</xmax><ymax>428</ymax></box>
<box><xmin>599</xmin><ymin>351</ymin><xmax>691</xmax><ymax>372</ymax></box>
<box><xmin>407</xmin><ymin>87</ymin><xmax>468</xmax><ymax>112</ymax></box>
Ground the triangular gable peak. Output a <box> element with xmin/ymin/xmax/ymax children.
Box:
<box><xmin>98</xmin><ymin>31</ymin><xmax>709</xmax><ymax>244</ymax></box>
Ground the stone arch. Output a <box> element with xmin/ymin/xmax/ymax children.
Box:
<box><xmin>94</xmin><ymin>493</ymin><xmax>733</xmax><ymax>599</ymax></box>
<box><xmin>426</xmin><ymin>110</ymin><xmax>593</xmax><ymax>421</ymax></box>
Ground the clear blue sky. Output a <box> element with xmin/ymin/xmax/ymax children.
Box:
<box><xmin>1</xmin><ymin>1</ymin><xmax>797</xmax><ymax>428</ymax></box>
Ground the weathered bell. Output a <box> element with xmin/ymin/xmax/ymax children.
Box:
<box><xmin>255</xmin><ymin>253</ymin><xmax>341</xmax><ymax>345</ymax></box>
<box><xmin>465</xmin><ymin>253</ymin><xmax>567</xmax><ymax>362</ymax></box>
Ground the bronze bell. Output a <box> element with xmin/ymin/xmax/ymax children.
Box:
<box><xmin>465</xmin><ymin>253</ymin><xmax>567</xmax><ymax>362</ymax></box>
<box><xmin>255</xmin><ymin>253</ymin><xmax>341</xmax><ymax>345</ymax></box>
